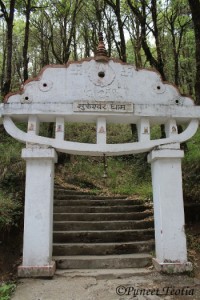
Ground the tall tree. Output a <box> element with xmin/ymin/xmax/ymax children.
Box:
<box><xmin>22</xmin><ymin>0</ymin><xmax>48</xmax><ymax>81</ymax></box>
<box><xmin>23</xmin><ymin>0</ymin><xmax>31</xmax><ymax>82</ymax></box>
<box><xmin>104</xmin><ymin>0</ymin><xmax>127</xmax><ymax>62</ymax></box>
<box><xmin>188</xmin><ymin>0</ymin><xmax>200</xmax><ymax>104</ymax></box>
<box><xmin>127</xmin><ymin>0</ymin><xmax>166</xmax><ymax>80</ymax></box>
<box><xmin>0</xmin><ymin>0</ymin><xmax>16</xmax><ymax>96</ymax></box>
<box><xmin>165</xmin><ymin>0</ymin><xmax>191</xmax><ymax>86</ymax></box>
<box><xmin>45</xmin><ymin>0</ymin><xmax>83</xmax><ymax>64</ymax></box>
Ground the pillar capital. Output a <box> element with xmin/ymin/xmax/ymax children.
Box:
<box><xmin>22</xmin><ymin>147</ymin><xmax>58</xmax><ymax>163</ymax></box>
<box><xmin>148</xmin><ymin>147</ymin><xmax>184</xmax><ymax>163</ymax></box>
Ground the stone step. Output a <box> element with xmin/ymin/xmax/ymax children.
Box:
<box><xmin>54</xmin><ymin>205</ymin><xmax>151</xmax><ymax>213</ymax></box>
<box><xmin>53</xmin><ymin>229</ymin><xmax>154</xmax><ymax>243</ymax></box>
<box><xmin>53</xmin><ymin>211</ymin><xmax>152</xmax><ymax>221</ymax></box>
<box><xmin>53</xmin><ymin>188</ymin><xmax>154</xmax><ymax>270</ymax></box>
<box><xmin>54</xmin><ymin>194</ymin><xmax>136</xmax><ymax>201</ymax></box>
<box><xmin>54</xmin><ymin>199</ymin><xmax>147</xmax><ymax>207</ymax></box>
<box><xmin>54</xmin><ymin>188</ymin><xmax>96</xmax><ymax>196</ymax></box>
<box><xmin>53</xmin><ymin>240</ymin><xmax>154</xmax><ymax>256</ymax></box>
<box><xmin>53</xmin><ymin>253</ymin><xmax>152</xmax><ymax>269</ymax></box>
<box><xmin>53</xmin><ymin>220</ymin><xmax>154</xmax><ymax>231</ymax></box>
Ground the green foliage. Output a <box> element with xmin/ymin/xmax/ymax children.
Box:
<box><xmin>0</xmin><ymin>138</ymin><xmax>25</xmax><ymax>192</ymax></box>
<box><xmin>61</xmin><ymin>153</ymin><xmax>152</xmax><ymax>199</ymax></box>
<box><xmin>65</xmin><ymin>123</ymin><xmax>96</xmax><ymax>144</ymax></box>
<box><xmin>182</xmin><ymin>129</ymin><xmax>200</xmax><ymax>202</ymax></box>
<box><xmin>0</xmin><ymin>190</ymin><xmax>22</xmax><ymax>231</ymax></box>
<box><xmin>107</xmin><ymin>124</ymin><xmax>133</xmax><ymax>143</ymax></box>
<box><xmin>56</xmin><ymin>123</ymin><xmax>200</xmax><ymax>203</ymax></box>
<box><xmin>0</xmin><ymin>128</ymin><xmax>24</xmax><ymax>231</ymax></box>
<box><xmin>0</xmin><ymin>283</ymin><xmax>16</xmax><ymax>300</ymax></box>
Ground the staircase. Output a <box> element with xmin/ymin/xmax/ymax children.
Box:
<box><xmin>53</xmin><ymin>186</ymin><xmax>154</xmax><ymax>269</ymax></box>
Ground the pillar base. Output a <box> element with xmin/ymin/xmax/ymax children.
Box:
<box><xmin>152</xmin><ymin>258</ymin><xmax>193</xmax><ymax>274</ymax></box>
<box><xmin>18</xmin><ymin>261</ymin><xmax>56</xmax><ymax>278</ymax></box>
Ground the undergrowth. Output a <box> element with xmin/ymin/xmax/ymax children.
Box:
<box><xmin>0</xmin><ymin>190</ymin><xmax>22</xmax><ymax>231</ymax></box>
<box><xmin>183</xmin><ymin>128</ymin><xmax>200</xmax><ymax>202</ymax></box>
<box><xmin>0</xmin><ymin>283</ymin><xmax>16</xmax><ymax>300</ymax></box>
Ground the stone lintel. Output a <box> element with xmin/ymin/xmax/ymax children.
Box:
<box><xmin>148</xmin><ymin>148</ymin><xmax>184</xmax><ymax>163</ymax></box>
<box><xmin>152</xmin><ymin>258</ymin><xmax>193</xmax><ymax>274</ymax></box>
<box><xmin>22</xmin><ymin>148</ymin><xmax>58</xmax><ymax>162</ymax></box>
<box><xmin>18</xmin><ymin>261</ymin><xmax>56</xmax><ymax>278</ymax></box>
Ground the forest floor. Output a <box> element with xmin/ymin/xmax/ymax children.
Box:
<box><xmin>0</xmin><ymin>224</ymin><xmax>200</xmax><ymax>300</ymax></box>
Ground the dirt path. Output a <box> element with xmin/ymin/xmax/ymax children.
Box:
<box><xmin>11</xmin><ymin>269</ymin><xmax>200</xmax><ymax>300</ymax></box>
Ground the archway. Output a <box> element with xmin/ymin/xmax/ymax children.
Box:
<box><xmin>1</xmin><ymin>36</ymin><xmax>200</xmax><ymax>277</ymax></box>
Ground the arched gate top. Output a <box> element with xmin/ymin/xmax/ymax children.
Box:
<box><xmin>0</xmin><ymin>35</ymin><xmax>200</xmax><ymax>156</ymax></box>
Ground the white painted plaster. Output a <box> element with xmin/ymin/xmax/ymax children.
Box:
<box><xmin>27</xmin><ymin>116</ymin><xmax>40</xmax><ymax>135</ymax></box>
<box><xmin>137</xmin><ymin>118</ymin><xmax>150</xmax><ymax>142</ymax></box>
<box><xmin>97</xmin><ymin>117</ymin><xmax>106</xmax><ymax>144</ymax></box>
<box><xmin>148</xmin><ymin>148</ymin><xmax>187</xmax><ymax>263</ymax></box>
<box><xmin>4</xmin><ymin>60</ymin><xmax>195</xmax><ymax>106</ymax></box>
<box><xmin>2</xmin><ymin>58</ymin><xmax>200</xmax><ymax>157</ymax></box>
<box><xmin>3</xmin><ymin>116</ymin><xmax>199</xmax><ymax>156</ymax></box>
<box><xmin>55</xmin><ymin>117</ymin><xmax>65</xmax><ymax>140</ymax></box>
<box><xmin>21</xmin><ymin>148</ymin><xmax>57</xmax><ymax>266</ymax></box>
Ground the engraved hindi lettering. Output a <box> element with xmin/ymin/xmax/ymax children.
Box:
<box><xmin>77</xmin><ymin>103</ymin><xmax>86</xmax><ymax>111</ymax></box>
<box><xmin>73</xmin><ymin>101</ymin><xmax>133</xmax><ymax>113</ymax></box>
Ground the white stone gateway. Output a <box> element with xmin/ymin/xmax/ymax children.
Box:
<box><xmin>1</xmin><ymin>36</ymin><xmax>200</xmax><ymax>277</ymax></box>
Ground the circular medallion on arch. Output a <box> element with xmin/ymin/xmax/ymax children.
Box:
<box><xmin>20</xmin><ymin>94</ymin><xmax>33</xmax><ymax>104</ymax></box>
<box><xmin>39</xmin><ymin>80</ymin><xmax>53</xmax><ymax>92</ymax></box>
<box><xmin>152</xmin><ymin>82</ymin><xmax>166</xmax><ymax>94</ymax></box>
<box><xmin>88</xmin><ymin>63</ymin><xmax>116</xmax><ymax>87</ymax></box>
<box><xmin>170</xmin><ymin>96</ymin><xmax>183</xmax><ymax>106</ymax></box>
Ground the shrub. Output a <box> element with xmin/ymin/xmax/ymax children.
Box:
<box><xmin>0</xmin><ymin>283</ymin><xmax>16</xmax><ymax>300</ymax></box>
<box><xmin>0</xmin><ymin>191</ymin><xmax>22</xmax><ymax>231</ymax></box>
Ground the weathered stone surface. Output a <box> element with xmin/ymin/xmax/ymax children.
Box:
<box><xmin>18</xmin><ymin>261</ymin><xmax>56</xmax><ymax>278</ymax></box>
<box><xmin>53</xmin><ymin>241</ymin><xmax>154</xmax><ymax>256</ymax></box>
<box><xmin>152</xmin><ymin>258</ymin><xmax>193</xmax><ymax>274</ymax></box>
<box><xmin>53</xmin><ymin>229</ymin><xmax>154</xmax><ymax>243</ymax></box>
<box><xmin>53</xmin><ymin>211</ymin><xmax>152</xmax><ymax>221</ymax></box>
<box><xmin>54</xmin><ymin>204</ymin><xmax>150</xmax><ymax>214</ymax></box>
<box><xmin>52</xmin><ymin>188</ymin><xmax>154</xmax><ymax>269</ymax></box>
<box><xmin>53</xmin><ymin>220</ymin><xmax>154</xmax><ymax>231</ymax></box>
<box><xmin>11</xmin><ymin>271</ymin><xmax>200</xmax><ymax>300</ymax></box>
<box><xmin>54</xmin><ymin>254</ymin><xmax>152</xmax><ymax>269</ymax></box>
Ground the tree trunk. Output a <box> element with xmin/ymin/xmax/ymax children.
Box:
<box><xmin>188</xmin><ymin>0</ymin><xmax>200</xmax><ymax>104</ymax></box>
<box><xmin>127</xmin><ymin>0</ymin><xmax>166</xmax><ymax>80</ymax></box>
<box><xmin>151</xmin><ymin>0</ymin><xmax>165</xmax><ymax>80</ymax></box>
<box><xmin>0</xmin><ymin>22</ymin><xmax>6</xmax><ymax>95</ymax></box>
<box><xmin>105</xmin><ymin>0</ymin><xmax>127</xmax><ymax>62</ymax></box>
<box><xmin>1</xmin><ymin>0</ymin><xmax>16</xmax><ymax>96</ymax></box>
<box><xmin>23</xmin><ymin>0</ymin><xmax>31</xmax><ymax>82</ymax></box>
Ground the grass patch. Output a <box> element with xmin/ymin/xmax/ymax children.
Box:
<box><xmin>59</xmin><ymin>154</ymin><xmax>152</xmax><ymax>199</ymax></box>
<box><xmin>0</xmin><ymin>283</ymin><xmax>16</xmax><ymax>300</ymax></box>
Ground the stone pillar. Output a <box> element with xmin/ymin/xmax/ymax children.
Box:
<box><xmin>148</xmin><ymin>146</ymin><xmax>192</xmax><ymax>273</ymax></box>
<box><xmin>18</xmin><ymin>148</ymin><xmax>58</xmax><ymax>277</ymax></box>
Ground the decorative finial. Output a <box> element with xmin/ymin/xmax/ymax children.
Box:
<box><xmin>95</xmin><ymin>32</ymin><xmax>109</xmax><ymax>62</ymax></box>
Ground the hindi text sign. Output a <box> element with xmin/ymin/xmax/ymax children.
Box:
<box><xmin>73</xmin><ymin>101</ymin><xmax>133</xmax><ymax>113</ymax></box>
